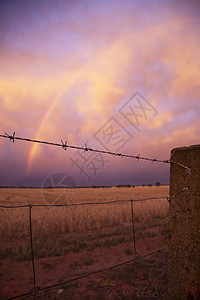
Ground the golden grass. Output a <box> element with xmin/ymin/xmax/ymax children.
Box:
<box><xmin>0</xmin><ymin>186</ymin><xmax>169</xmax><ymax>239</ymax></box>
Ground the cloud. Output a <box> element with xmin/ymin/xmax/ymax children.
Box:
<box><xmin>0</xmin><ymin>0</ymin><xmax>200</xmax><ymax>185</ymax></box>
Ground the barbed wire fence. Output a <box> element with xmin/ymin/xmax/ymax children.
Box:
<box><xmin>0</xmin><ymin>132</ymin><xmax>190</xmax><ymax>299</ymax></box>
<box><xmin>0</xmin><ymin>132</ymin><xmax>191</xmax><ymax>170</ymax></box>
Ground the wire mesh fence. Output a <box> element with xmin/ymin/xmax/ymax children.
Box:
<box><xmin>0</xmin><ymin>196</ymin><xmax>169</xmax><ymax>299</ymax></box>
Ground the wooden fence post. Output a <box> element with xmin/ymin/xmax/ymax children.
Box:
<box><xmin>168</xmin><ymin>145</ymin><xmax>200</xmax><ymax>299</ymax></box>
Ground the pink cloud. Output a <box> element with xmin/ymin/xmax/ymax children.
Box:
<box><xmin>0</xmin><ymin>0</ymin><xmax>199</xmax><ymax>186</ymax></box>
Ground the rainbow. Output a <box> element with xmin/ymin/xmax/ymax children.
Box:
<box><xmin>26</xmin><ymin>73</ymin><xmax>80</xmax><ymax>174</ymax></box>
<box><xmin>27</xmin><ymin>69</ymin><xmax>83</xmax><ymax>175</ymax></box>
<box><xmin>27</xmin><ymin>97</ymin><xmax>58</xmax><ymax>174</ymax></box>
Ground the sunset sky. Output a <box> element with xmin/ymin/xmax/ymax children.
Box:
<box><xmin>0</xmin><ymin>0</ymin><xmax>199</xmax><ymax>187</ymax></box>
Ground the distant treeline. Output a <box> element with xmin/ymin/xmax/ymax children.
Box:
<box><xmin>0</xmin><ymin>182</ymin><xmax>164</xmax><ymax>188</ymax></box>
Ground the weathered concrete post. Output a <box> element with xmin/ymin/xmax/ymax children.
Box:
<box><xmin>168</xmin><ymin>145</ymin><xmax>200</xmax><ymax>299</ymax></box>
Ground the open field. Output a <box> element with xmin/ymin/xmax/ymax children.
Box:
<box><xmin>0</xmin><ymin>186</ymin><xmax>169</xmax><ymax>299</ymax></box>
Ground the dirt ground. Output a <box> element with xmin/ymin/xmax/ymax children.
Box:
<box><xmin>0</xmin><ymin>226</ymin><xmax>168</xmax><ymax>299</ymax></box>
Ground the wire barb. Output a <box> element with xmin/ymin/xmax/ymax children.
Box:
<box><xmin>84</xmin><ymin>143</ymin><xmax>89</xmax><ymax>151</ymax></box>
<box><xmin>4</xmin><ymin>131</ymin><xmax>15</xmax><ymax>142</ymax></box>
<box><xmin>136</xmin><ymin>154</ymin><xmax>140</xmax><ymax>161</ymax></box>
<box><xmin>115</xmin><ymin>153</ymin><xmax>121</xmax><ymax>157</ymax></box>
<box><xmin>61</xmin><ymin>139</ymin><xmax>68</xmax><ymax>150</ymax></box>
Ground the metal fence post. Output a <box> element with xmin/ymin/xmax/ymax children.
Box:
<box><xmin>168</xmin><ymin>145</ymin><xmax>200</xmax><ymax>299</ymax></box>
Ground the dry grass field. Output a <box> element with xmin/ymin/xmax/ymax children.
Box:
<box><xmin>0</xmin><ymin>186</ymin><xmax>169</xmax><ymax>299</ymax></box>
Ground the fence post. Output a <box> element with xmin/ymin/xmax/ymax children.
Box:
<box><xmin>168</xmin><ymin>145</ymin><xmax>200</xmax><ymax>299</ymax></box>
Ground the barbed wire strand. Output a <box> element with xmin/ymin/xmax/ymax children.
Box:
<box><xmin>0</xmin><ymin>132</ymin><xmax>191</xmax><ymax>170</ymax></box>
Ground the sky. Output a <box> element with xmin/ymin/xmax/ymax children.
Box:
<box><xmin>0</xmin><ymin>0</ymin><xmax>199</xmax><ymax>187</ymax></box>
